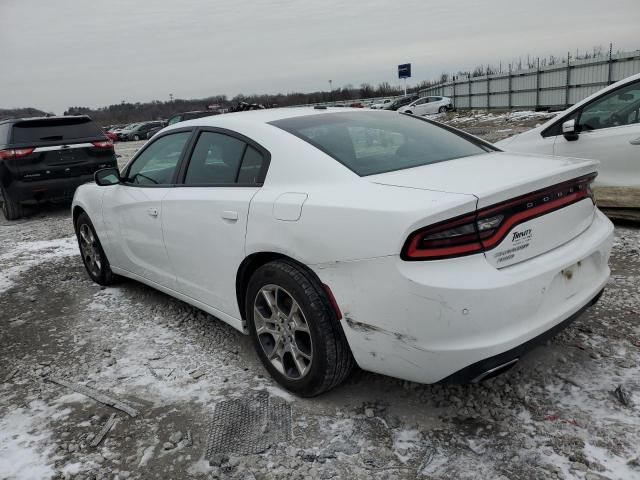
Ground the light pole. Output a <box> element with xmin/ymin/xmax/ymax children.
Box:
<box><xmin>328</xmin><ymin>80</ymin><xmax>333</xmax><ymax>104</ymax></box>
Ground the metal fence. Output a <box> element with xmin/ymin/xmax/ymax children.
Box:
<box><xmin>419</xmin><ymin>50</ymin><xmax>640</xmax><ymax>111</ymax></box>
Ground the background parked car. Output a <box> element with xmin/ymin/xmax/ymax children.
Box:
<box><xmin>398</xmin><ymin>96</ymin><xmax>453</xmax><ymax>115</ymax></box>
<box><xmin>383</xmin><ymin>94</ymin><xmax>419</xmax><ymax>111</ymax></box>
<box><xmin>496</xmin><ymin>72</ymin><xmax>640</xmax><ymax>220</ymax></box>
<box><xmin>145</xmin><ymin>123</ymin><xmax>166</xmax><ymax>139</ymax></box>
<box><xmin>103</xmin><ymin>129</ymin><xmax>118</xmax><ymax>142</ymax></box>
<box><xmin>123</xmin><ymin>121</ymin><xmax>165</xmax><ymax>141</ymax></box>
<box><xmin>0</xmin><ymin>115</ymin><xmax>116</xmax><ymax>220</ymax></box>
<box><xmin>114</xmin><ymin>123</ymin><xmax>141</xmax><ymax>141</ymax></box>
<box><xmin>370</xmin><ymin>99</ymin><xmax>393</xmax><ymax>109</ymax></box>
<box><xmin>167</xmin><ymin>110</ymin><xmax>217</xmax><ymax>126</ymax></box>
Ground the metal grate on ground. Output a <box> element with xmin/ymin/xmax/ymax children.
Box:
<box><xmin>205</xmin><ymin>391</ymin><xmax>292</xmax><ymax>459</ymax></box>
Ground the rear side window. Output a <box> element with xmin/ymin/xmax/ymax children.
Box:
<box><xmin>237</xmin><ymin>146</ymin><xmax>265</xmax><ymax>184</ymax></box>
<box><xmin>271</xmin><ymin>112</ymin><xmax>491</xmax><ymax>176</ymax></box>
<box><xmin>184</xmin><ymin>131</ymin><xmax>266</xmax><ymax>185</ymax></box>
<box><xmin>11</xmin><ymin>117</ymin><xmax>103</xmax><ymax>143</ymax></box>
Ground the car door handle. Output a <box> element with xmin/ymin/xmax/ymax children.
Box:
<box><xmin>147</xmin><ymin>207</ymin><xmax>159</xmax><ymax>217</ymax></box>
<box><xmin>221</xmin><ymin>210</ymin><xmax>238</xmax><ymax>221</ymax></box>
<box><xmin>630</xmin><ymin>136</ymin><xmax>640</xmax><ymax>145</ymax></box>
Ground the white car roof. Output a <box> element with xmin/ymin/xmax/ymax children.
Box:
<box><xmin>165</xmin><ymin>107</ymin><xmax>368</xmax><ymax>131</ymax></box>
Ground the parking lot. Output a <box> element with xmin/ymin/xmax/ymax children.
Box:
<box><xmin>1</xmin><ymin>113</ymin><xmax>639</xmax><ymax>480</ymax></box>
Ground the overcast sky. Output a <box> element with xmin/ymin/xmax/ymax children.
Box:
<box><xmin>1</xmin><ymin>0</ymin><xmax>638</xmax><ymax>113</ymax></box>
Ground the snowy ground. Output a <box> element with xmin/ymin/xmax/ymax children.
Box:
<box><xmin>1</xmin><ymin>116</ymin><xmax>639</xmax><ymax>480</ymax></box>
<box><xmin>436</xmin><ymin>109</ymin><xmax>559</xmax><ymax>143</ymax></box>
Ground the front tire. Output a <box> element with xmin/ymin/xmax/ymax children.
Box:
<box><xmin>438</xmin><ymin>106</ymin><xmax>447</xmax><ymax>113</ymax></box>
<box><xmin>246</xmin><ymin>260</ymin><xmax>354</xmax><ymax>397</ymax></box>
<box><xmin>0</xmin><ymin>186</ymin><xmax>23</xmax><ymax>220</ymax></box>
<box><xmin>75</xmin><ymin>212</ymin><xmax>115</xmax><ymax>285</ymax></box>
<box><xmin>404</xmin><ymin>110</ymin><xmax>412</xmax><ymax>115</ymax></box>
<box><xmin>133</xmin><ymin>135</ymin><xmax>140</xmax><ymax>141</ymax></box>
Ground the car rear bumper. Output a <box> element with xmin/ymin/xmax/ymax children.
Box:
<box><xmin>440</xmin><ymin>287</ymin><xmax>604</xmax><ymax>383</ymax></box>
<box><xmin>8</xmin><ymin>175</ymin><xmax>96</xmax><ymax>203</ymax></box>
<box><xmin>312</xmin><ymin>209</ymin><xmax>614</xmax><ymax>384</ymax></box>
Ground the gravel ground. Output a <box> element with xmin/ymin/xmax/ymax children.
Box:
<box><xmin>1</xmin><ymin>113</ymin><xmax>639</xmax><ymax>480</ymax></box>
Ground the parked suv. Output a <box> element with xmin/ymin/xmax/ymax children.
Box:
<box><xmin>0</xmin><ymin>116</ymin><xmax>116</xmax><ymax>220</ymax></box>
<box><xmin>123</xmin><ymin>121</ymin><xmax>164</xmax><ymax>141</ymax></box>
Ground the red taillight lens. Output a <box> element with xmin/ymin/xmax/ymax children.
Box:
<box><xmin>402</xmin><ymin>174</ymin><xmax>597</xmax><ymax>261</ymax></box>
<box><xmin>0</xmin><ymin>148</ymin><xmax>35</xmax><ymax>160</ymax></box>
<box><xmin>92</xmin><ymin>140</ymin><xmax>114</xmax><ymax>149</ymax></box>
<box><xmin>403</xmin><ymin>213</ymin><xmax>483</xmax><ymax>260</ymax></box>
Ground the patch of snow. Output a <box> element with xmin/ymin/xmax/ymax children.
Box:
<box><xmin>256</xmin><ymin>384</ymin><xmax>296</xmax><ymax>403</ymax></box>
<box><xmin>583</xmin><ymin>442</ymin><xmax>638</xmax><ymax>480</ymax></box>
<box><xmin>0</xmin><ymin>236</ymin><xmax>78</xmax><ymax>293</ymax></box>
<box><xmin>0</xmin><ymin>399</ymin><xmax>71</xmax><ymax>480</ymax></box>
<box><xmin>392</xmin><ymin>428</ymin><xmax>421</xmax><ymax>463</ymax></box>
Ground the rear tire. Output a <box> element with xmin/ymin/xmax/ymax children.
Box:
<box><xmin>405</xmin><ymin>110</ymin><xmax>412</xmax><ymax>115</ymax></box>
<box><xmin>246</xmin><ymin>260</ymin><xmax>354</xmax><ymax>397</ymax></box>
<box><xmin>0</xmin><ymin>186</ymin><xmax>23</xmax><ymax>220</ymax></box>
<box><xmin>75</xmin><ymin>212</ymin><xmax>115</xmax><ymax>285</ymax></box>
<box><xmin>134</xmin><ymin>135</ymin><xmax>140</xmax><ymax>141</ymax></box>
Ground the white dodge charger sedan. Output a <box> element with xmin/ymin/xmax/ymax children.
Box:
<box><xmin>72</xmin><ymin>108</ymin><xmax>613</xmax><ymax>396</ymax></box>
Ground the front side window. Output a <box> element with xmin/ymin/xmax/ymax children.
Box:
<box><xmin>271</xmin><ymin>112</ymin><xmax>491</xmax><ymax>176</ymax></box>
<box><xmin>184</xmin><ymin>131</ymin><xmax>265</xmax><ymax>185</ymax></box>
<box><xmin>125</xmin><ymin>131</ymin><xmax>191</xmax><ymax>185</ymax></box>
<box><xmin>578</xmin><ymin>81</ymin><xmax>640</xmax><ymax>131</ymax></box>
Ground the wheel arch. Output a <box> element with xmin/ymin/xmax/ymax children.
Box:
<box><xmin>72</xmin><ymin>205</ymin><xmax>86</xmax><ymax>230</ymax></box>
<box><xmin>236</xmin><ymin>251</ymin><xmax>326</xmax><ymax>321</ymax></box>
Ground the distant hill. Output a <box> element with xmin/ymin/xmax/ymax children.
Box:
<box><xmin>0</xmin><ymin>107</ymin><xmax>50</xmax><ymax>121</ymax></box>
<box><xmin>2</xmin><ymin>81</ymin><xmax>419</xmax><ymax>127</ymax></box>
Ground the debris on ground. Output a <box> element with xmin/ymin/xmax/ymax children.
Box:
<box><xmin>47</xmin><ymin>377</ymin><xmax>139</xmax><ymax>417</ymax></box>
<box><xmin>90</xmin><ymin>413</ymin><xmax>118</xmax><ymax>447</ymax></box>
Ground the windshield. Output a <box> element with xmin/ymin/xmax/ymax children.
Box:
<box><xmin>270</xmin><ymin>111</ymin><xmax>492</xmax><ymax>176</ymax></box>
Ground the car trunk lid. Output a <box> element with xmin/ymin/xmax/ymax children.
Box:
<box><xmin>369</xmin><ymin>151</ymin><xmax>599</xmax><ymax>267</ymax></box>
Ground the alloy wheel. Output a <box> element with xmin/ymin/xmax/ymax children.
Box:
<box><xmin>253</xmin><ymin>284</ymin><xmax>313</xmax><ymax>380</ymax></box>
<box><xmin>78</xmin><ymin>223</ymin><xmax>102</xmax><ymax>277</ymax></box>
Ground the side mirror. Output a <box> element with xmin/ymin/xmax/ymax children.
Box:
<box><xmin>562</xmin><ymin>119</ymin><xmax>579</xmax><ymax>141</ymax></box>
<box><xmin>95</xmin><ymin>167</ymin><xmax>121</xmax><ymax>186</ymax></box>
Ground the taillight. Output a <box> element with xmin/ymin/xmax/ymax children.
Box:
<box><xmin>0</xmin><ymin>148</ymin><xmax>35</xmax><ymax>160</ymax></box>
<box><xmin>92</xmin><ymin>140</ymin><xmax>113</xmax><ymax>149</ymax></box>
<box><xmin>403</xmin><ymin>213</ymin><xmax>483</xmax><ymax>260</ymax></box>
<box><xmin>402</xmin><ymin>174</ymin><xmax>597</xmax><ymax>261</ymax></box>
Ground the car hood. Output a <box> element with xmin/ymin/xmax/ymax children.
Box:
<box><xmin>366</xmin><ymin>151</ymin><xmax>599</xmax><ymax>208</ymax></box>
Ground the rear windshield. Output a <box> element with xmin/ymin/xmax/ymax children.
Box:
<box><xmin>11</xmin><ymin>117</ymin><xmax>103</xmax><ymax>143</ymax></box>
<box><xmin>270</xmin><ymin>112</ymin><xmax>491</xmax><ymax>176</ymax></box>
